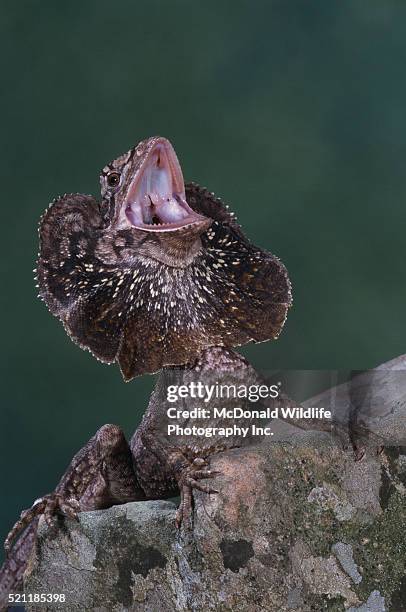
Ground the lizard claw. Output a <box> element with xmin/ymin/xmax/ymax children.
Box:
<box><xmin>43</xmin><ymin>493</ymin><xmax>80</xmax><ymax>527</ymax></box>
<box><xmin>353</xmin><ymin>445</ymin><xmax>366</xmax><ymax>462</ymax></box>
<box><xmin>175</xmin><ymin>457</ymin><xmax>220</xmax><ymax>529</ymax></box>
<box><xmin>4</xmin><ymin>493</ymin><xmax>80</xmax><ymax>554</ymax></box>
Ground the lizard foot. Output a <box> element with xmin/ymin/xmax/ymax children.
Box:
<box><xmin>353</xmin><ymin>443</ymin><xmax>385</xmax><ymax>462</ymax></box>
<box><xmin>175</xmin><ymin>457</ymin><xmax>219</xmax><ymax>529</ymax></box>
<box><xmin>4</xmin><ymin>493</ymin><xmax>80</xmax><ymax>554</ymax></box>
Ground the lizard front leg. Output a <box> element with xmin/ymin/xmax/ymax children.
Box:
<box><xmin>133</xmin><ymin>427</ymin><xmax>220</xmax><ymax>528</ymax></box>
<box><xmin>131</xmin><ymin>346</ymin><xmax>262</xmax><ymax>528</ymax></box>
<box><xmin>168</xmin><ymin>449</ymin><xmax>220</xmax><ymax>528</ymax></box>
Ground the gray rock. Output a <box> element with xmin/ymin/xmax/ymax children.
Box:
<box><xmin>348</xmin><ymin>590</ymin><xmax>386</xmax><ymax>612</ymax></box>
<box><xmin>302</xmin><ymin>355</ymin><xmax>406</xmax><ymax>449</ymax></box>
<box><xmin>332</xmin><ymin>542</ymin><xmax>362</xmax><ymax>585</ymax></box>
<box><xmin>24</xmin><ymin>434</ymin><xmax>406</xmax><ymax>611</ymax></box>
<box><xmin>26</xmin><ymin>501</ymin><xmax>177</xmax><ymax>611</ymax></box>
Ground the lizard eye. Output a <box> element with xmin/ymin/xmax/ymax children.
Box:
<box><xmin>106</xmin><ymin>172</ymin><xmax>121</xmax><ymax>188</ymax></box>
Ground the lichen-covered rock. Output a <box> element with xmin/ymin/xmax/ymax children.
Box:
<box><xmin>24</xmin><ymin>431</ymin><xmax>406</xmax><ymax>611</ymax></box>
<box><xmin>25</xmin><ymin>501</ymin><xmax>177</xmax><ymax>611</ymax></box>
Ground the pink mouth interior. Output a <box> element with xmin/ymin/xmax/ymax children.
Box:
<box><xmin>124</xmin><ymin>141</ymin><xmax>201</xmax><ymax>230</ymax></box>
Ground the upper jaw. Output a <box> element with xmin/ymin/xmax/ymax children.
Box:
<box><xmin>123</xmin><ymin>137</ymin><xmax>207</xmax><ymax>232</ymax></box>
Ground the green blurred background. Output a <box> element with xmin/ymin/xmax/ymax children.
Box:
<box><xmin>1</xmin><ymin>0</ymin><xmax>405</xmax><ymax>554</ymax></box>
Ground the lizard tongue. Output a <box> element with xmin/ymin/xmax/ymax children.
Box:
<box><xmin>125</xmin><ymin>142</ymin><xmax>194</xmax><ymax>228</ymax></box>
<box><xmin>146</xmin><ymin>193</ymin><xmax>189</xmax><ymax>224</ymax></box>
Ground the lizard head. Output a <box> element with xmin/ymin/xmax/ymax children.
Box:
<box><xmin>99</xmin><ymin>137</ymin><xmax>211</xmax><ymax>266</ymax></box>
<box><xmin>37</xmin><ymin>136</ymin><xmax>292</xmax><ymax>380</ymax></box>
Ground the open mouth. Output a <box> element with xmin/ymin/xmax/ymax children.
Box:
<box><xmin>124</xmin><ymin>139</ymin><xmax>205</xmax><ymax>231</ymax></box>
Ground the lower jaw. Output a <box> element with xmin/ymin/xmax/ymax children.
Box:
<box><xmin>126</xmin><ymin>213</ymin><xmax>205</xmax><ymax>232</ymax></box>
<box><xmin>125</xmin><ymin>198</ymin><xmax>206</xmax><ymax>232</ymax></box>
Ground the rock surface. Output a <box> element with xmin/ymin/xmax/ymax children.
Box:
<box><xmin>24</xmin><ymin>429</ymin><xmax>406</xmax><ymax>611</ymax></box>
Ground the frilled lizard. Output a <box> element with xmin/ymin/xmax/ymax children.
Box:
<box><xmin>0</xmin><ymin>137</ymin><xmax>291</xmax><ymax>606</ymax></box>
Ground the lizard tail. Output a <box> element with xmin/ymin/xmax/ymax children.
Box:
<box><xmin>0</xmin><ymin>519</ymin><xmax>38</xmax><ymax>612</ymax></box>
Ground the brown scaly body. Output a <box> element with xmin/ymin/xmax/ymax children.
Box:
<box><xmin>36</xmin><ymin>136</ymin><xmax>291</xmax><ymax>379</ymax></box>
<box><xmin>1</xmin><ymin>137</ymin><xmax>291</xmax><ymax>608</ymax></box>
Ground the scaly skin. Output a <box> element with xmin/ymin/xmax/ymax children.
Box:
<box><xmin>36</xmin><ymin>136</ymin><xmax>291</xmax><ymax>379</ymax></box>
<box><xmin>0</xmin><ymin>137</ymin><xmax>292</xmax><ymax>608</ymax></box>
